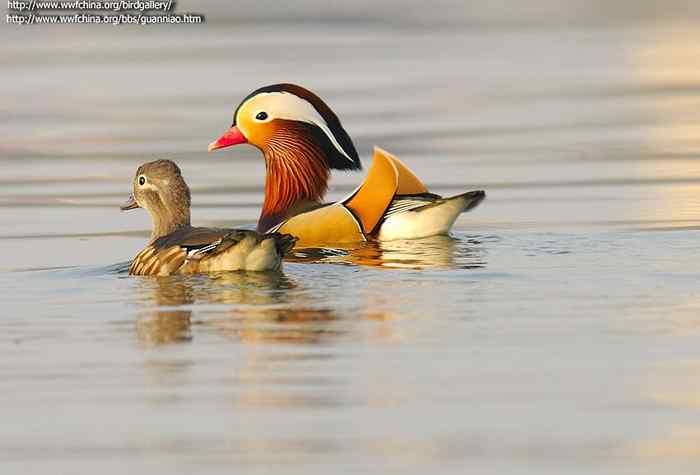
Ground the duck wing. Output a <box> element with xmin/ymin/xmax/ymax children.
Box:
<box><xmin>382</xmin><ymin>193</ymin><xmax>444</xmax><ymax>220</ymax></box>
<box><xmin>129</xmin><ymin>228</ymin><xmax>296</xmax><ymax>276</ymax></box>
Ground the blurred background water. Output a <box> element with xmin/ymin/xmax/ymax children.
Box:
<box><xmin>2</xmin><ymin>1</ymin><xmax>700</xmax><ymax>473</ymax></box>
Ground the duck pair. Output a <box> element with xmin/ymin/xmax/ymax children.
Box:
<box><xmin>123</xmin><ymin>84</ymin><xmax>486</xmax><ymax>276</ymax></box>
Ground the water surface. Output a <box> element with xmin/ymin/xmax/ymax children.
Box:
<box><xmin>2</xmin><ymin>3</ymin><xmax>700</xmax><ymax>473</ymax></box>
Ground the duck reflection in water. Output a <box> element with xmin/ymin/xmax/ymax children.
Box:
<box><xmin>133</xmin><ymin>271</ymin><xmax>341</xmax><ymax>346</ymax></box>
<box><xmin>288</xmin><ymin>234</ymin><xmax>486</xmax><ymax>270</ymax></box>
<box><xmin>135</xmin><ymin>278</ymin><xmax>193</xmax><ymax>346</ymax></box>
<box><xmin>131</xmin><ymin>234</ymin><xmax>485</xmax><ymax>346</ymax></box>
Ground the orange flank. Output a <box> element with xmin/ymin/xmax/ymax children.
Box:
<box><xmin>276</xmin><ymin>203</ymin><xmax>364</xmax><ymax>247</ymax></box>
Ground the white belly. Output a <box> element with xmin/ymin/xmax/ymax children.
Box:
<box><xmin>378</xmin><ymin>198</ymin><xmax>465</xmax><ymax>241</ymax></box>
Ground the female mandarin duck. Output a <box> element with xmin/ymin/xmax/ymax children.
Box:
<box><xmin>121</xmin><ymin>159</ymin><xmax>296</xmax><ymax>276</ymax></box>
<box><xmin>208</xmin><ymin>84</ymin><xmax>485</xmax><ymax>246</ymax></box>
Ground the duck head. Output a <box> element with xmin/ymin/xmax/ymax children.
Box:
<box><xmin>121</xmin><ymin>159</ymin><xmax>191</xmax><ymax>241</ymax></box>
<box><xmin>208</xmin><ymin>84</ymin><xmax>361</xmax><ymax>231</ymax></box>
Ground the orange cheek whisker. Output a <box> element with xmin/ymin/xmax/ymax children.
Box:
<box><xmin>262</xmin><ymin>137</ymin><xmax>329</xmax><ymax>219</ymax></box>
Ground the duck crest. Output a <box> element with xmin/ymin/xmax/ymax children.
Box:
<box><xmin>237</xmin><ymin>83</ymin><xmax>361</xmax><ymax>172</ymax></box>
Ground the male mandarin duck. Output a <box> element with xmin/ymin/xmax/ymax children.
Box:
<box><xmin>208</xmin><ymin>84</ymin><xmax>485</xmax><ymax>246</ymax></box>
<box><xmin>121</xmin><ymin>159</ymin><xmax>296</xmax><ymax>276</ymax></box>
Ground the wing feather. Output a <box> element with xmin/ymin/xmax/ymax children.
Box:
<box><xmin>128</xmin><ymin>227</ymin><xmax>293</xmax><ymax>275</ymax></box>
<box><xmin>383</xmin><ymin>194</ymin><xmax>443</xmax><ymax>220</ymax></box>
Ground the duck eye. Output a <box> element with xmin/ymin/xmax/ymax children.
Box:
<box><xmin>138</xmin><ymin>176</ymin><xmax>146</xmax><ymax>186</ymax></box>
<box><xmin>255</xmin><ymin>111</ymin><xmax>268</xmax><ymax>121</ymax></box>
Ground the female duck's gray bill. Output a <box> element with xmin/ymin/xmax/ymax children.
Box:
<box><xmin>120</xmin><ymin>194</ymin><xmax>140</xmax><ymax>211</ymax></box>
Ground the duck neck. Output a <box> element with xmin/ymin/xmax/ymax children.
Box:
<box><xmin>258</xmin><ymin>143</ymin><xmax>330</xmax><ymax>232</ymax></box>
<box><xmin>147</xmin><ymin>203</ymin><xmax>191</xmax><ymax>242</ymax></box>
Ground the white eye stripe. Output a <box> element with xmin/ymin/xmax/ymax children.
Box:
<box><xmin>239</xmin><ymin>92</ymin><xmax>354</xmax><ymax>163</ymax></box>
<box><xmin>138</xmin><ymin>180</ymin><xmax>158</xmax><ymax>192</ymax></box>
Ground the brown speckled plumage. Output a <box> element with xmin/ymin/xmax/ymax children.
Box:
<box><xmin>122</xmin><ymin>159</ymin><xmax>296</xmax><ymax>276</ymax></box>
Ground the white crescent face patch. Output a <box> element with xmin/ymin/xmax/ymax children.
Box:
<box><xmin>236</xmin><ymin>91</ymin><xmax>354</xmax><ymax>163</ymax></box>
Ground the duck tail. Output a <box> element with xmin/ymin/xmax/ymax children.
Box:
<box><xmin>377</xmin><ymin>189</ymin><xmax>486</xmax><ymax>241</ymax></box>
<box><xmin>447</xmin><ymin>189</ymin><xmax>486</xmax><ymax>213</ymax></box>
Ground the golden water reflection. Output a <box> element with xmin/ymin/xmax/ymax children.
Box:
<box><xmin>133</xmin><ymin>272</ymin><xmax>347</xmax><ymax>346</ymax></box>
<box><xmin>289</xmin><ymin>235</ymin><xmax>485</xmax><ymax>270</ymax></box>
<box><xmin>132</xmin><ymin>235</ymin><xmax>483</xmax><ymax>346</ymax></box>
<box><xmin>135</xmin><ymin>279</ymin><xmax>193</xmax><ymax>346</ymax></box>
<box><xmin>637</xmin><ymin>426</ymin><xmax>700</xmax><ymax>460</ymax></box>
<box><xmin>629</xmin><ymin>27</ymin><xmax>700</xmax><ymax>227</ymax></box>
<box><xmin>634</xmin><ymin>359</ymin><xmax>700</xmax><ymax>463</ymax></box>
